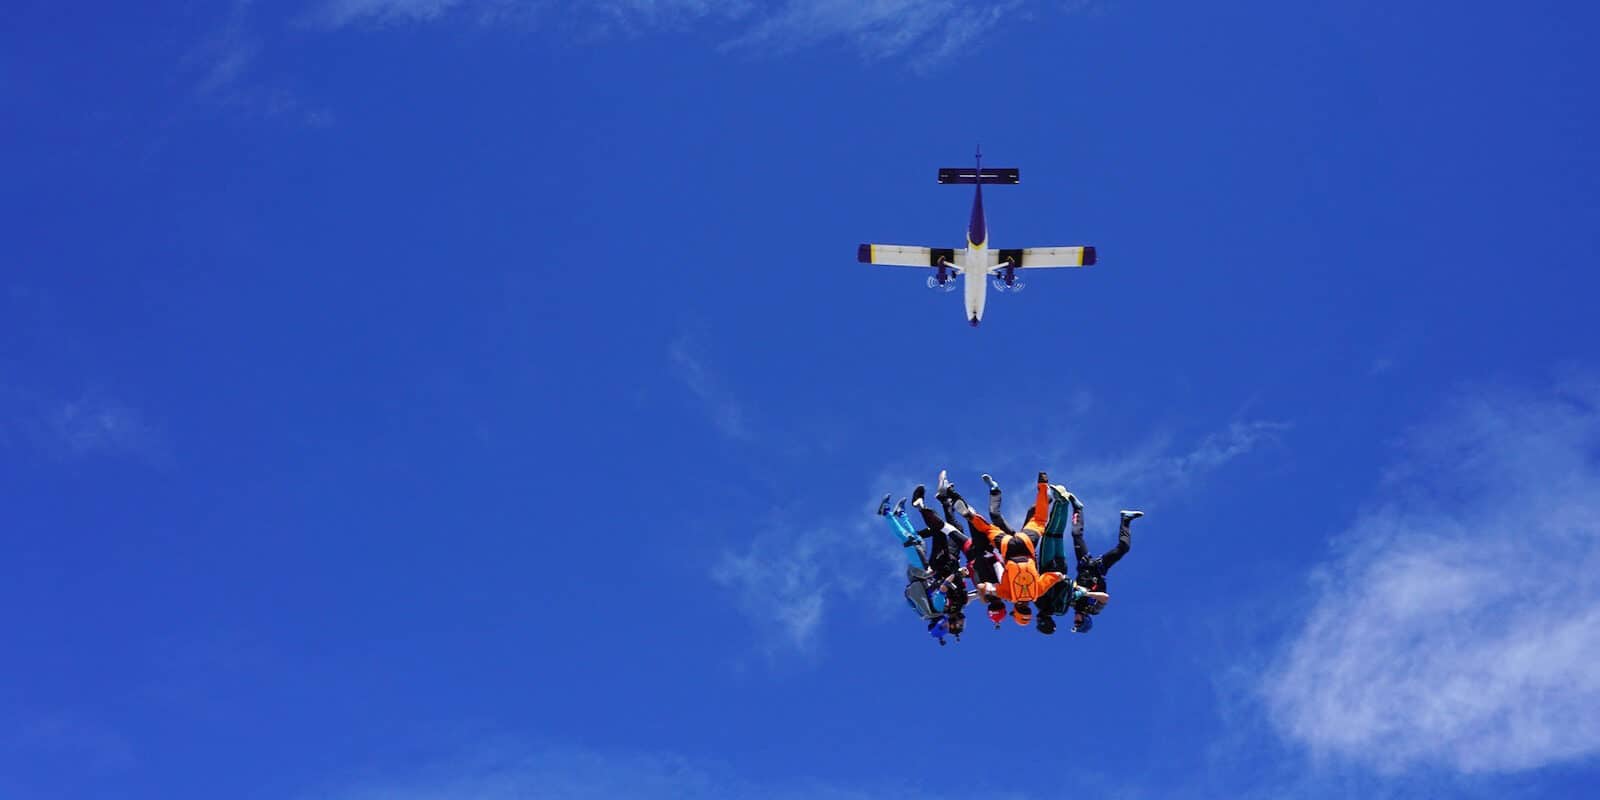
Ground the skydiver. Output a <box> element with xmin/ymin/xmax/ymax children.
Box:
<box><xmin>877</xmin><ymin>494</ymin><xmax>953</xmax><ymax>645</ymax></box>
<box><xmin>936</xmin><ymin>473</ymin><xmax>1008</xmax><ymax>628</ymax></box>
<box><xmin>1034</xmin><ymin>484</ymin><xmax>1109</xmax><ymax>634</ymax></box>
<box><xmin>908</xmin><ymin>482</ymin><xmax>971</xmax><ymax>639</ymax></box>
<box><xmin>953</xmin><ymin>472</ymin><xmax>1070</xmax><ymax>627</ymax></box>
<box><xmin>1064</xmin><ymin>492</ymin><xmax>1144</xmax><ymax>635</ymax></box>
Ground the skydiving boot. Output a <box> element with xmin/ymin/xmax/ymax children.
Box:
<box><xmin>877</xmin><ymin>494</ymin><xmax>892</xmax><ymax>516</ymax></box>
<box><xmin>1120</xmin><ymin>510</ymin><xmax>1145</xmax><ymax>527</ymax></box>
<box><xmin>948</xmin><ymin>489</ymin><xmax>972</xmax><ymax>519</ymax></box>
<box><xmin>1037</xmin><ymin>471</ymin><xmax>1049</xmax><ymax>485</ymax></box>
<box><xmin>936</xmin><ymin>469</ymin><xmax>953</xmax><ymax>502</ymax></box>
<box><xmin>912</xmin><ymin>484</ymin><xmax>927</xmax><ymax>509</ymax></box>
<box><xmin>893</xmin><ymin>498</ymin><xmax>908</xmax><ymax>517</ymax></box>
<box><xmin>1050</xmin><ymin>484</ymin><xmax>1080</xmax><ymax>511</ymax></box>
<box><xmin>982</xmin><ymin>474</ymin><xmax>1000</xmax><ymax>494</ymax></box>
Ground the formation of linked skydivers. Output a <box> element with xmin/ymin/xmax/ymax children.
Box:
<box><xmin>864</xmin><ymin>150</ymin><xmax>1135</xmax><ymax>645</ymax></box>
<box><xmin>858</xmin><ymin>148</ymin><xmax>1097</xmax><ymax>326</ymax></box>
<box><xmin>878</xmin><ymin>470</ymin><xmax>1143</xmax><ymax>645</ymax></box>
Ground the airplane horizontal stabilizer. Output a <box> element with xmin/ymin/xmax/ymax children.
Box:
<box><xmin>937</xmin><ymin>167</ymin><xmax>1020</xmax><ymax>185</ymax></box>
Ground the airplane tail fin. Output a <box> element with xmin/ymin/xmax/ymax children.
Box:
<box><xmin>938</xmin><ymin>167</ymin><xmax>1019</xmax><ymax>185</ymax></box>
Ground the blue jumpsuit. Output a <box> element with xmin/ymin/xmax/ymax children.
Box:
<box><xmin>883</xmin><ymin>510</ymin><xmax>946</xmax><ymax>619</ymax></box>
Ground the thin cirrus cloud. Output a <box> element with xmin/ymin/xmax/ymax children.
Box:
<box><xmin>47</xmin><ymin>399</ymin><xmax>156</xmax><ymax>458</ymax></box>
<box><xmin>1262</xmin><ymin>378</ymin><xmax>1600</xmax><ymax>774</ymax></box>
<box><xmin>0</xmin><ymin>386</ymin><xmax>162</xmax><ymax>463</ymax></box>
<box><xmin>309</xmin><ymin>0</ymin><xmax>1054</xmax><ymax>59</ymax></box>
<box><xmin>313</xmin><ymin>0</ymin><xmax>466</xmax><ymax>28</ymax></box>
<box><xmin>667</xmin><ymin>335</ymin><xmax>752</xmax><ymax>442</ymax></box>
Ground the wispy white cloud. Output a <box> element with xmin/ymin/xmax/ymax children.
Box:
<box><xmin>185</xmin><ymin>0</ymin><xmax>267</xmax><ymax>100</ymax></box>
<box><xmin>1262</xmin><ymin>380</ymin><xmax>1600</xmax><ymax>774</ymax></box>
<box><xmin>47</xmin><ymin>396</ymin><xmax>158</xmax><ymax>457</ymax></box>
<box><xmin>0</xmin><ymin>386</ymin><xmax>163</xmax><ymax>462</ymax></box>
<box><xmin>308</xmin><ymin>0</ymin><xmax>1071</xmax><ymax>61</ymax></box>
<box><xmin>711</xmin><ymin>501</ymin><xmax>888</xmax><ymax>654</ymax></box>
<box><xmin>724</xmin><ymin>0</ymin><xmax>1063</xmax><ymax>62</ymax></box>
<box><xmin>179</xmin><ymin>1</ymin><xmax>332</xmax><ymax>126</ymax></box>
<box><xmin>315</xmin><ymin>0</ymin><xmax>466</xmax><ymax>29</ymax></box>
<box><xmin>668</xmin><ymin>335</ymin><xmax>751</xmax><ymax>442</ymax></box>
<box><xmin>1009</xmin><ymin>418</ymin><xmax>1290</xmax><ymax>518</ymax></box>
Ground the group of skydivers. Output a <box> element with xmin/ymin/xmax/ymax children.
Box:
<box><xmin>877</xmin><ymin>470</ymin><xmax>1144</xmax><ymax>644</ymax></box>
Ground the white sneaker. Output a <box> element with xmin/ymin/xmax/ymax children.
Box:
<box><xmin>1050</xmin><ymin>484</ymin><xmax>1079</xmax><ymax>510</ymax></box>
<box><xmin>1120</xmin><ymin>509</ymin><xmax>1144</xmax><ymax>524</ymax></box>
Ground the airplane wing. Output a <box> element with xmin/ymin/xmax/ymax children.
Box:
<box><xmin>990</xmin><ymin>246</ymin><xmax>1097</xmax><ymax>270</ymax></box>
<box><xmin>858</xmin><ymin>244</ymin><xmax>964</xmax><ymax>271</ymax></box>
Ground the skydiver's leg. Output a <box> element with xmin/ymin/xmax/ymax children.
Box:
<box><xmin>1046</xmin><ymin>492</ymin><xmax>1072</xmax><ymax>536</ymax></box>
<box><xmin>1038</xmin><ymin>494</ymin><xmax>1071</xmax><ymax>573</ymax></box>
<box><xmin>984</xmin><ymin>475</ymin><xmax>1015</xmax><ymax>534</ymax></box>
<box><xmin>921</xmin><ymin>509</ymin><xmax>954</xmax><ymax>576</ymax></box>
<box><xmin>943</xmin><ymin>486</ymin><xmax>976</xmax><ymax>520</ymax></box>
<box><xmin>1023</xmin><ymin>478</ymin><xmax>1051</xmax><ymax>534</ymax></box>
<box><xmin>935</xmin><ymin>500</ymin><xmax>971</xmax><ymax>553</ymax></box>
<box><xmin>1071</xmin><ymin>506</ymin><xmax>1091</xmax><ymax>565</ymax></box>
<box><xmin>1098</xmin><ymin>513</ymin><xmax>1138</xmax><ymax>574</ymax></box>
<box><xmin>944</xmin><ymin>490</ymin><xmax>993</xmax><ymax>587</ymax></box>
<box><xmin>885</xmin><ymin>509</ymin><xmax>929</xmax><ymax>569</ymax></box>
<box><xmin>1033</xmin><ymin>493</ymin><xmax>1075</xmax><ymax>620</ymax></box>
<box><xmin>937</xmin><ymin>497</ymin><xmax>967</xmax><ymax>555</ymax></box>
<box><xmin>961</xmin><ymin>502</ymin><xmax>1006</xmax><ymax>552</ymax></box>
<box><xmin>1007</xmin><ymin>480</ymin><xmax>1050</xmax><ymax>556</ymax></box>
<box><xmin>917</xmin><ymin>506</ymin><xmax>969</xmax><ymax>578</ymax></box>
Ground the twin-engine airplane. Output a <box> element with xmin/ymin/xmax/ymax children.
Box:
<box><xmin>857</xmin><ymin>149</ymin><xmax>1097</xmax><ymax>326</ymax></box>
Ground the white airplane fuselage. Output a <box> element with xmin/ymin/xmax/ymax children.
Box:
<box><xmin>961</xmin><ymin>180</ymin><xmax>991</xmax><ymax>326</ymax></box>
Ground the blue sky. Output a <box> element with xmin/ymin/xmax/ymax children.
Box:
<box><xmin>4</xmin><ymin>1</ymin><xmax>1600</xmax><ymax>797</ymax></box>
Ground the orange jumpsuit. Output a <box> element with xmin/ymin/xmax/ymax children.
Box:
<box><xmin>965</xmin><ymin>481</ymin><xmax>1065</xmax><ymax>603</ymax></box>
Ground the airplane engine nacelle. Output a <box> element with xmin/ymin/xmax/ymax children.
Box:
<box><xmin>991</xmin><ymin>260</ymin><xmax>1023</xmax><ymax>292</ymax></box>
<box><xmin>926</xmin><ymin>253</ymin><xmax>957</xmax><ymax>292</ymax></box>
